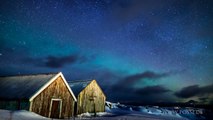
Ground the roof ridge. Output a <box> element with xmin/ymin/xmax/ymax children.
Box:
<box><xmin>68</xmin><ymin>79</ymin><xmax>93</xmax><ymax>83</ymax></box>
<box><xmin>0</xmin><ymin>72</ymin><xmax>59</xmax><ymax>77</ymax></box>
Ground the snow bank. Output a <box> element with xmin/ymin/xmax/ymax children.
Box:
<box><xmin>105</xmin><ymin>101</ymin><xmax>119</xmax><ymax>109</ymax></box>
<box><xmin>77</xmin><ymin>112</ymin><xmax>112</xmax><ymax>117</ymax></box>
<box><xmin>0</xmin><ymin>109</ymin><xmax>49</xmax><ymax>120</ymax></box>
<box><xmin>105</xmin><ymin>101</ymin><xmax>187</xmax><ymax>119</ymax></box>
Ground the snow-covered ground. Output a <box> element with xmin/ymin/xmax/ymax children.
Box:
<box><xmin>0</xmin><ymin>109</ymin><xmax>48</xmax><ymax>120</ymax></box>
<box><xmin>105</xmin><ymin>101</ymin><xmax>212</xmax><ymax>120</ymax></box>
<box><xmin>104</xmin><ymin>101</ymin><xmax>188</xmax><ymax>120</ymax></box>
<box><xmin>0</xmin><ymin>101</ymin><xmax>211</xmax><ymax>120</ymax></box>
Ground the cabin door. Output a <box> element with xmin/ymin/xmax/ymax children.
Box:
<box><xmin>49</xmin><ymin>99</ymin><xmax>62</xmax><ymax>118</ymax></box>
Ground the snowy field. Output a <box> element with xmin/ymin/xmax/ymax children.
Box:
<box><xmin>0</xmin><ymin>101</ymin><xmax>212</xmax><ymax>120</ymax></box>
<box><xmin>0</xmin><ymin>109</ymin><xmax>48</xmax><ymax>120</ymax></box>
<box><xmin>0</xmin><ymin>109</ymin><xmax>185</xmax><ymax>120</ymax></box>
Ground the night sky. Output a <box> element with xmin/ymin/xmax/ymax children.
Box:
<box><xmin>0</xmin><ymin>0</ymin><xmax>213</xmax><ymax>104</ymax></box>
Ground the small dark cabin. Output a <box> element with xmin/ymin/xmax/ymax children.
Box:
<box><xmin>68</xmin><ymin>80</ymin><xmax>106</xmax><ymax>115</ymax></box>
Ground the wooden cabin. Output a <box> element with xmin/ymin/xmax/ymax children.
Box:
<box><xmin>68</xmin><ymin>80</ymin><xmax>106</xmax><ymax>115</ymax></box>
<box><xmin>0</xmin><ymin>72</ymin><xmax>77</xmax><ymax>119</ymax></box>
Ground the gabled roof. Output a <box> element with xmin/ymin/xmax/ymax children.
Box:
<box><xmin>0</xmin><ymin>73</ymin><xmax>57</xmax><ymax>100</ymax></box>
<box><xmin>68</xmin><ymin>80</ymin><xmax>93</xmax><ymax>96</ymax></box>
<box><xmin>0</xmin><ymin>72</ymin><xmax>77</xmax><ymax>101</ymax></box>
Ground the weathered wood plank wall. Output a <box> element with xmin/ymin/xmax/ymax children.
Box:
<box><xmin>30</xmin><ymin>76</ymin><xmax>75</xmax><ymax>118</ymax></box>
<box><xmin>77</xmin><ymin>80</ymin><xmax>105</xmax><ymax>114</ymax></box>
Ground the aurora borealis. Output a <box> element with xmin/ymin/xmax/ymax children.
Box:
<box><xmin>0</xmin><ymin>0</ymin><xmax>212</xmax><ymax>104</ymax></box>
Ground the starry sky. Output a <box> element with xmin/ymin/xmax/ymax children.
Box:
<box><xmin>0</xmin><ymin>0</ymin><xmax>213</xmax><ymax>104</ymax></box>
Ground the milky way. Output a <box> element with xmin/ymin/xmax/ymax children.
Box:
<box><xmin>0</xmin><ymin>0</ymin><xmax>212</xmax><ymax>104</ymax></box>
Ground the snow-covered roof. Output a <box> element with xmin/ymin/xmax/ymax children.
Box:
<box><xmin>0</xmin><ymin>72</ymin><xmax>77</xmax><ymax>102</ymax></box>
<box><xmin>0</xmin><ymin>73</ymin><xmax>57</xmax><ymax>100</ymax></box>
<box><xmin>68</xmin><ymin>80</ymin><xmax>93</xmax><ymax>96</ymax></box>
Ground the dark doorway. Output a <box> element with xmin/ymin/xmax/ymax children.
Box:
<box><xmin>50</xmin><ymin>100</ymin><xmax>61</xmax><ymax>118</ymax></box>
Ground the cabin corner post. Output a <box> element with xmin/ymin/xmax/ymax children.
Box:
<box><xmin>72</xmin><ymin>101</ymin><xmax>75</xmax><ymax>117</ymax></box>
<box><xmin>29</xmin><ymin>100</ymin><xmax>33</xmax><ymax>112</ymax></box>
<box><xmin>104</xmin><ymin>98</ymin><xmax>106</xmax><ymax>112</ymax></box>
